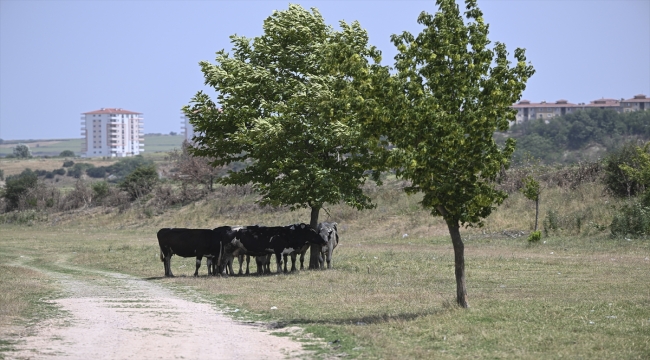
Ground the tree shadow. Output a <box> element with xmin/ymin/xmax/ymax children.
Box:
<box><xmin>268</xmin><ymin>309</ymin><xmax>449</xmax><ymax>329</ymax></box>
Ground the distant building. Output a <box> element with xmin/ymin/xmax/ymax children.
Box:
<box><xmin>511</xmin><ymin>94</ymin><xmax>649</xmax><ymax>124</ymax></box>
<box><xmin>81</xmin><ymin>108</ymin><xmax>144</xmax><ymax>157</ymax></box>
<box><xmin>512</xmin><ymin>99</ymin><xmax>581</xmax><ymax>123</ymax></box>
<box><xmin>181</xmin><ymin>114</ymin><xmax>198</xmax><ymax>143</ymax></box>
<box><xmin>621</xmin><ymin>94</ymin><xmax>650</xmax><ymax>112</ymax></box>
<box><xmin>583</xmin><ymin>98</ymin><xmax>621</xmax><ymax>110</ymax></box>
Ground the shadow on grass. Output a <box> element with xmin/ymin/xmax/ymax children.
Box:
<box><xmin>270</xmin><ymin>309</ymin><xmax>450</xmax><ymax>328</ymax></box>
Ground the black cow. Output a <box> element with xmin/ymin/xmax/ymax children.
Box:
<box><xmin>223</xmin><ymin>224</ymin><xmax>327</xmax><ymax>274</ymax></box>
<box><xmin>157</xmin><ymin>228</ymin><xmax>220</xmax><ymax>277</ymax></box>
<box><xmin>158</xmin><ymin>226</ymin><xmax>239</xmax><ymax>277</ymax></box>
<box><xmin>317</xmin><ymin>222</ymin><xmax>339</xmax><ymax>269</ymax></box>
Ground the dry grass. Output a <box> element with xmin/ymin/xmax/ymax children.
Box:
<box><xmin>0</xmin><ymin>177</ymin><xmax>649</xmax><ymax>358</ymax></box>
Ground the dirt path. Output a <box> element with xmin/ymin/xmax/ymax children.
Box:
<box><xmin>6</xmin><ymin>265</ymin><xmax>307</xmax><ymax>359</ymax></box>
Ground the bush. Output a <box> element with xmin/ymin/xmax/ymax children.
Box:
<box><xmin>3</xmin><ymin>169</ymin><xmax>38</xmax><ymax>211</ymax></box>
<box><xmin>610</xmin><ymin>198</ymin><xmax>650</xmax><ymax>238</ymax></box>
<box><xmin>0</xmin><ymin>169</ymin><xmax>4</xmax><ymax>181</ymax></box>
<box><xmin>86</xmin><ymin>167</ymin><xmax>107</xmax><ymax>178</ymax></box>
<box><xmin>119</xmin><ymin>164</ymin><xmax>158</xmax><ymax>200</ymax></box>
<box><xmin>66</xmin><ymin>163</ymin><xmax>95</xmax><ymax>178</ymax></box>
<box><xmin>59</xmin><ymin>150</ymin><xmax>75</xmax><ymax>157</ymax></box>
<box><xmin>62</xmin><ymin>160</ymin><xmax>75</xmax><ymax>168</ymax></box>
<box><xmin>92</xmin><ymin>181</ymin><xmax>110</xmax><ymax>200</ymax></box>
<box><xmin>58</xmin><ymin>181</ymin><xmax>92</xmax><ymax>211</ymax></box>
<box><xmin>53</xmin><ymin>168</ymin><xmax>66</xmax><ymax>176</ymax></box>
<box><xmin>527</xmin><ymin>230</ymin><xmax>541</xmax><ymax>243</ymax></box>
<box><xmin>603</xmin><ymin>142</ymin><xmax>647</xmax><ymax>197</ymax></box>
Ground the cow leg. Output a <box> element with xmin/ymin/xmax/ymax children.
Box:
<box><xmin>255</xmin><ymin>257</ymin><xmax>264</xmax><ymax>275</ymax></box>
<box><xmin>228</xmin><ymin>257</ymin><xmax>235</xmax><ymax>277</ymax></box>
<box><xmin>276</xmin><ymin>253</ymin><xmax>283</xmax><ymax>274</ymax></box>
<box><xmin>327</xmin><ymin>243</ymin><xmax>334</xmax><ymax>269</ymax></box>
<box><xmin>165</xmin><ymin>254</ymin><xmax>174</xmax><ymax>277</ymax></box>
<box><xmin>194</xmin><ymin>257</ymin><xmax>202</xmax><ymax>277</ymax></box>
<box><xmin>290</xmin><ymin>253</ymin><xmax>298</xmax><ymax>272</ymax></box>
<box><xmin>237</xmin><ymin>254</ymin><xmax>244</xmax><ymax>275</ymax></box>
<box><xmin>283</xmin><ymin>254</ymin><xmax>289</xmax><ymax>273</ymax></box>
<box><xmin>299</xmin><ymin>249</ymin><xmax>306</xmax><ymax>271</ymax></box>
<box><xmin>245</xmin><ymin>255</ymin><xmax>251</xmax><ymax>275</ymax></box>
<box><xmin>207</xmin><ymin>257</ymin><xmax>213</xmax><ymax>276</ymax></box>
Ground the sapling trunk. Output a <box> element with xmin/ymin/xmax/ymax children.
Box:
<box><xmin>534</xmin><ymin>195</ymin><xmax>539</xmax><ymax>231</ymax></box>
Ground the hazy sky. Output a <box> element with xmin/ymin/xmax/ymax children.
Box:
<box><xmin>1</xmin><ymin>0</ymin><xmax>648</xmax><ymax>140</ymax></box>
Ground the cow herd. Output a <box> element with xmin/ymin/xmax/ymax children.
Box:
<box><xmin>157</xmin><ymin>222</ymin><xmax>339</xmax><ymax>277</ymax></box>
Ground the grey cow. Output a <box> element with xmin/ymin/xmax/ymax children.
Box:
<box><xmin>317</xmin><ymin>222</ymin><xmax>339</xmax><ymax>269</ymax></box>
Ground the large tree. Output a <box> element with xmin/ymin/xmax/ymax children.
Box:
<box><xmin>373</xmin><ymin>0</ymin><xmax>534</xmax><ymax>307</ymax></box>
<box><xmin>185</xmin><ymin>5</ymin><xmax>385</xmax><ymax>268</ymax></box>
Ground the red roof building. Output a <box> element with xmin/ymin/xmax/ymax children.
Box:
<box><xmin>81</xmin><ymin>108</ymin><xmax>144</xmax><ymax>158</ymax></box>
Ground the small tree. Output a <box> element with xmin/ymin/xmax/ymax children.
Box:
<box><xmin>371</xmin><ymin>0</ymin><xmax>534</xmax><ymax>307</ymax></box>
<box><xmin>3</xmin><ymin>169</ymin><xmax>38</xmax><ymax>211</ymax></box>
<box><xmin>13</xmin><ymin>144</ymin><xmax>32</xmax><ymax>158</ymax></box>
<box><xmin>520</xmin><ymin>176</ymin><xmax>541</xmax><ymax>231</ymax></box>
<box><xmin>59</xmin><ymin>150</ymin><xmax>75</xmax><ymax>157</ymax></box>
<box><xmin>119</xmin><ymin>164</ymin><xmax>158</xmax><ymax>200</ymax></box>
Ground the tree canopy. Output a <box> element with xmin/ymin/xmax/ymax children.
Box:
<box><xmin>185</xmin><ymin>5</ymin><xmax>385</xmax><ymax>237</ymax></box>
<box><xmin>369</xmin><ymin>0</ymin><xmax>535</xmax><ymax>307</ymax></box>
<box><xmin>13</xmin><ymin>144</ymin><xmax>32</xmax><ymax>158</ymax></box>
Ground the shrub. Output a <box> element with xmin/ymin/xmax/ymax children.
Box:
<box><xmin>58</xmin><ymin>180</ymin><xmax>93</xmax><ymax>211</ymax></box>
<box><xmin>16</xmin><ymin>183</ymin><xmax>61</xmax><ymax>211</ymax></box>
<box><xmin>119</xmin><ymin>164</ymin><xmax>158</xmax><ymax>200</ymax></box>
<box><xmin>603</xmin><ymin>142</ymin><xmax>647</xmax><ymax>197</ymax></box>
<box><xmin>86</xmin><ymin>167</ymin><xmax>107</xmax><ymax>178</ymax></box>
<box><xmin>59</xmin><ymin>150</ymin><xmax>75</xmax><ymax>157</ymax></box>
<box><xmin>53</xmin><ymin>168</ymin><xmax>66</xmax><ymax>176</ymax></box>
<box><xmin>92</xmin><ymin>181</ymin><xmax>110</xmax><ymax>200</ymax></box>
<box><xmin>66</xmin><ymin>163</ymin><xmax>95</xmax><ymax>178</ymax></box>
<box><xmin>610</xmin><ymin>198</ymin><xmax>650</xmax><ymax>238</ymax></box>
<box><xmin>62</xmin><ymin>160</ymin><xmax>75</xmax><ymax>168</ymax></box>
<box><xmin>527</xmin><ymin>230</ymin><xmax>541</xmax><ymax>243</ymax></box>
<box><xmin>3</xmin><ymin>169</ymin><xmax>38</xmax><ymax>211</ymax></box>
<box><xmin>0</xmin><ymin>169</ymin><xmax>4</xmax><ymax>181</ymax></box>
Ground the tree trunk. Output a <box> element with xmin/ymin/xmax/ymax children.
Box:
<box><xmin>446</xmin><ymin>218</ymin><xmax>469</xmax><ymax>308</ymax></box>
<box><xmin>308</xmin><ymin>205</ymin><xmax>321</xmax><ymax>269</ymax></box>
<box><xmin>534</xmin><ymin>195</ymin><xmax>539</xmax><ymax>231</ymax></box>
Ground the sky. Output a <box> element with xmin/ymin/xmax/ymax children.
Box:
<box><xmin>1</xmin><ymin>0</ymin><xmax>649</xmax><ymax>141</ymax></box>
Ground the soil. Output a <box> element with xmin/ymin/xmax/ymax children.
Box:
<box><xmin>5</xmin><ymin>265</ymin><xmax>307</xmax><ymax>359</ymax></box>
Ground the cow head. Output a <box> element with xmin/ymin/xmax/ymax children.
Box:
<box><xmin>317</xmin><ymin>222</ymin><xmax>339</xmax><ymax>249</ymax></box>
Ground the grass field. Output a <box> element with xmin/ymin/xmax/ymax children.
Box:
<box><xmin>142</xmin><ymin>135</ymin><xmax>184</xmax><ymax>153</ymax></box>
<box><xmin>1</xmin><ymin>177</ymin><xmax>648</xmax><ymax>358</ymax></box>
<box><xmin>0</xmin><ymin>135</ymin><xmax>183</xmax><ymax>158</ymax></box>
<box><xmin>0</xmin><ymin>139</ymin><xmax>83</xmax><ymax>157</ymax></box>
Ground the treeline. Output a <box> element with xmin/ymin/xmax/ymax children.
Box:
<box><xmin>506</xmin><ymin>109</ymin><xmax>650</xmax><ymax>164</ymax></box>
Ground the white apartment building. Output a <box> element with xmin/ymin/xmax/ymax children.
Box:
<box><xmin>81</xmin><ymin>108</ymin><xmax>144</xmax><ymax>157</ymax></box>
<box><xmin>180</xmin><ymin>114</ymin><xmax>198</xmax><ymax>143</ymax></box>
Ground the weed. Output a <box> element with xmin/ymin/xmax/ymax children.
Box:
<box><xmin>527</xmin><ymin>230</ymin><xmax>541</xmax><ymax>243</ymax></box>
